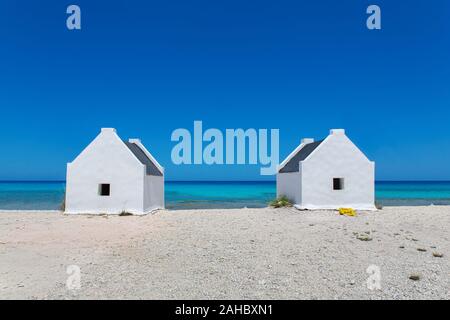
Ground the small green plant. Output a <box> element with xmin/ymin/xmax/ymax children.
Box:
<box><xmin>269</xmin><ymin>195</ymin><xmax>293</xmax><ymax>208</ymax></box>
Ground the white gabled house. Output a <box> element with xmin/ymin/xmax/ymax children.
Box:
<box><xmin>65</xmin><ymin>128</ymin><xmax>164</xmax><ymax>215</ymax></box>
<box><xmin>277</xmin><ymin>129</ymin><xmax>376</xmax><ymax>210</ymax></box>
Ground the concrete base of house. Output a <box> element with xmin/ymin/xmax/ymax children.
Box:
<box><xmin>293</xmin><ymin>204</ymin><xmax>377</xmax><ymax>211</ymax></box>
<box><xmin>64</xmin><ymin>207</ymin><xmax>164</xmax><ymax>216</ymax></box>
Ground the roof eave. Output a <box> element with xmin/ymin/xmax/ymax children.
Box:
<box><xmin>128</xmin><ymin>139</ymin><xmax>164</xmax><ymax>175</ymax></box>
<box><xmin>277</xmin><ymin>142</ymin><xmax>308</xmax><ymax>172</ymax></box>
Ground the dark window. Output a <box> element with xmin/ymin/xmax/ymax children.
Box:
<box><xmin>333</xmin><ymin>178</ymin><xmax>344</xmax><ymax>190</ymax></box>
<box><xmin>99</xmin><ymin>184</ymin><xmax>110</xmax><ymax>196</ymax></box>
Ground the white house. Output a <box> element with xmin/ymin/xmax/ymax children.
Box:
<box><xmin>277</xmin><ymin>129</ymin><xmax>375</xmax><ymax>210</ymax></box>
<box><xmin>65</xmin><ymin>128</ymin><xmax>164</xmax><ymax>215</ymax></box>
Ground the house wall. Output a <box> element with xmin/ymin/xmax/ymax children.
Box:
<box><xmin>65</xmin><ymin>128</ymin><xmax>146</xmax><ymax>214</ymax></box>
<box><xmin>144</xmin><ymin>175</ymin><xmax>165</xmax><ymax>212</ymax></box>
<box><xmin>276</xmin><ymin>171</ymin><xmax>301</xmax><ymax>204</ymax></box>
<box><xmin>300</xmin><ymin>131</ymin><xmax>375</xmax><ymax>210</ymax></box>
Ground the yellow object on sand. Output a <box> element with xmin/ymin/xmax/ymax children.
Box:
<box><xmin>339</xmin><ymin>208</ymin><xmax>356</xmax><ymax>216</ymax></box>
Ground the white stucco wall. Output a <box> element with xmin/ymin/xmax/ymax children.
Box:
<box><xmin>299</xmin><ymin>130</ymin><xmax>375</xmax><ymax>210</ymax></box>
<box><xmin>276</xmin><ymin>171</ymin><xmax>301</xmax><ymax>204</ymax></box>
<box><xmin>65</xmin><ymin>128</ymin><xmax>151</xmax><ymax>214</ymax></box>
<box><xmin>144</xmin><ymin>175</ymin><xmax>164</xmax><ymax>211</ymax></box>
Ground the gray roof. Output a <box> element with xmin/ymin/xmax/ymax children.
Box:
<box><xmin>125</xmin><ymin>142</ymin><xmax>163</xmax><ymax>176</ymax></box>
<box><xmin>279</xmin><ymin>140</ymin><xmax>323</xmax><ymax>173</ymax></box>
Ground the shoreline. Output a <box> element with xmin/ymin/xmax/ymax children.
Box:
<box><xmin>0</xmin><ymin>205</ymin><xmax>449</xmax><ymax>299</ymax></box>
<box><xmin>2</xmin><ymin>180</ymin><xmax>450</xmax><ymax>211</ymax></box>
<box><xmin>0</xmin><ymin>203</ymin><xmax>450</xmax><ymax>214</ymax></box>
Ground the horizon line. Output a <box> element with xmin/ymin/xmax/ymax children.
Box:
<box><xmin>1</xmin><ymin>180</ymin><xmax>450</xmax><ymax>183</ymax></box>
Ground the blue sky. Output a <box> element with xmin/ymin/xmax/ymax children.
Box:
<box><xmin>0</xmin><ymin>1</ymin><xmax>449</xmax><ymax>181</ymax></box>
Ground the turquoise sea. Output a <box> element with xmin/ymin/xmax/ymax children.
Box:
<box><xmin>1</xmin><ymin>181</ymin><xmax>450</xmax><ymax>210</ymax></box>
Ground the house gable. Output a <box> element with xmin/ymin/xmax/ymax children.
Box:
<box><xmin>68</xmin><ymin>128</ymin><xmax>143</xmax><ymax>171</ymax></box>
<box><xmin>304</xmin><ymin>131</ymin><xmax>372</xmax><ymax>165</ymax></box>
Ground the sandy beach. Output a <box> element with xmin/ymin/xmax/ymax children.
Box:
<box><xmin>0</xmin><ymin>206</ymin><xmax>449</xmax><ymax>300</ymax></box>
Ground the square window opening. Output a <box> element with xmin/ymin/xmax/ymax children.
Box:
<box><xmin>99</xmin><ymin>184</ymin><xmax>110</xmax><ymax>196</ymax></box>
<box><xmin>333</xmin><ymin>178</ymin><xmax>344</xmax><ymax>190</ymax></box>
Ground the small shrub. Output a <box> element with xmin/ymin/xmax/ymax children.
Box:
<box><xmin>375</xmin><ymin>201</ymin><xmax>383</xmax><ymax>210</ymax></box>
<box><xmin>356</xmin><ymin>233</ymin><xmax>372</xmax><ymax>241</ymax></box>
<box><xmin>60</xmin><ymin>192</ymin><xmax>66</xmax><ymax>211</ymax></box>
<box><xmin>269</xmin><ymin>195</ymin><xmax>293</xmax><ymax>208</ymax></box>
<box><xmin>119</xmin><ymin>211</ymin><xmax>133</xmax><ymax>216</ymax></box>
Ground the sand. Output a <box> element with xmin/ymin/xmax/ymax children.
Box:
<box><xmin>0</xmin><ymin>206</ymin><xmax>449</xmax><ymax>300</ymax></box>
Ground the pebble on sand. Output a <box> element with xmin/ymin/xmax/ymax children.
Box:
<box><xmin>409</xmin><ymin>274</ymin><xmax>421</xmax><ymax>281</ymax></box>
<box><xmin>432</xmin><ymin>252</ymin><xmax>443</xmax><ymax>258</ymax></box>
<box><xmin>356</xmin><ymin>233</ymin><xmax>372</xmax><ymax>241</ymax></box>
